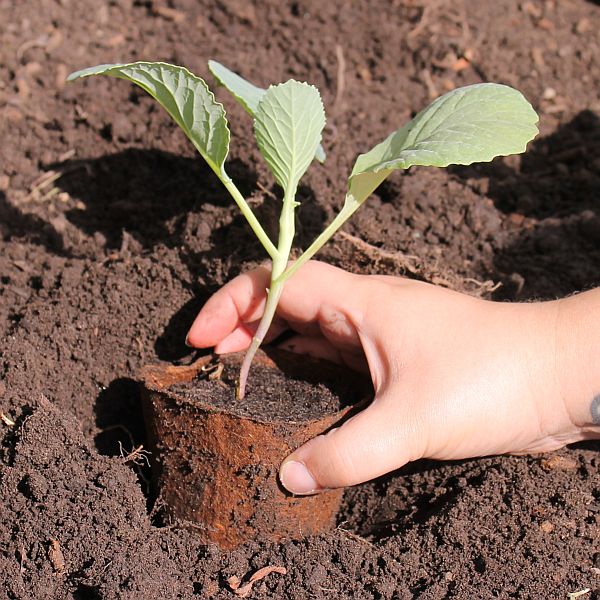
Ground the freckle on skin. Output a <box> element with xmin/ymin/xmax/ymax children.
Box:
<box><xmin>591</xmin><ymin>395</ymin><xmax>600</xmax><ymax>425</ymax></box>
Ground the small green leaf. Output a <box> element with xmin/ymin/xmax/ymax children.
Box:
<box><xmin>208</xmin><ymin>59</ymin><xmax>265</xmax><ymax>115</ymax></box>
<box><xmin>68</xmin><ymin>62</ymin><xmax>230</xmax><ymax>177</ymax></box>
<box><xmin>254</xmin><ymin>80</ymin><xmax>326</xmax><ymax>191</ymax></box>
<box><xmin>348</xmin><ymin>82</ymin><xmax>539</xmax><ymax>205</ymax></box>
<box><xmin>209</xmin><ymin>60</ymin><xmax>326</xmax><ymax>164</ymax></box>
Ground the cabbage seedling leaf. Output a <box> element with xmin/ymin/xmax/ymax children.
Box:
<box><xmin>208</xmin><ymin>59</ymin><xmax>264</xmax><ymax>115</ymax></box>
<box><xmin>209</xmin><ymin>61</ymin><xmax>326</xmax><ymax>163</ymax></box>
<box><xmin>68</xmin><ymin>62</ymin><xmax>230</xmax><ymax>177</ymax></box>
<box><xmin>254</xmin><ymin>80</ymin><xmax>326</xmax><ymax>191</ymax></box>
<box><xmin>348</xmin><ymin>82</ymin><xmax>539</xmax><ymax>205</ymax></box>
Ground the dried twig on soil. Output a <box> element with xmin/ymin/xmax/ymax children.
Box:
<box><xmin>255</xmin><ymin>181</ymin><xmax>278</xmax><ymax>202</ymax></box>
<box><xmin>421</xmin><ymin>69</ymin><xmax>438</xmax><ymax>99</ymax></box>
<box><xmin>567</xmin><ymin>590</ymin><xmax>590</xmax><ymax>600</ymax></box>
<box><xmin>48</xmin><ymin>539</ymin><xmax>66</xmax><ymax>576</ymax></box>
<box><xmin>18</xmin><ymin>544</ymin><xmax>26</xmax><ymax>574</ymax></box>
<box><xmin>540</xmin><ymin>455</ymin><xmax>577</xmax><ymax>472</ymax></box>
<box><xmin>119</xmin><ymin>442</ymin><xmax>151</xmax><ymax>467</ymax></box>
<box><xmin>227</xmin><ymin>566</ymin><xmax>287</xmax><ymax>598</ymax></box>
<box><xmin>462</xmin><ymin>277</ymin><xmax>502</xmax><ymax>295</ymax></box>
<box><xmin>201</xmin><ymin>362</ymin><xmax>224</xmax><ymax>381</ymax></box>
<box><xmin>16</xmin><ymin>34</ymin><xmax>51</xmax><ymax>61</ymax></box>
<box><xmin>337</xmin><ymin>524</ymin><xmax>376</xmax><ymax>548</ymax></box>
<box><xmin>332</xmin><ymin>44</ymin><xmax>346</xmax><ymax>114</ymax></box>
<box><xmin>336</xmin><ymin>230</ymin><xmax>420</xmax><ymax>274</ymax></box>
<box><xmin>0</xmin><ymin>412</ymin><xmax>15</xmax><ymax>427</ymax></box>
<box><xmin>408</xmin><ymin>2</ymin><xmax>433</xmax><ymax>38</ymax></box>
<box><xmin>152</xmin><ymin>4</ymin><xmax>185</xmax><ymax>22</ymax></box>
<box><xmin>25</xmin><ymin>170</ymin><xmax>62</xmax><ymax>202</ymax></box>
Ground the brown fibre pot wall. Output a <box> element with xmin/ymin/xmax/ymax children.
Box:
<box><xmin>140</xmin><ymin>350</ymin><xmax>368</xmax><ymax>549</ymax></box>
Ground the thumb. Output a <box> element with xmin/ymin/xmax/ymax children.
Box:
<box><xmin>279</xmin><ymin>396</ymin><xmax>424</xmax><ymax>494</ymax></box>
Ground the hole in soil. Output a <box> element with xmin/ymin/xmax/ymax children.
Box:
<box><xmin>94</xmin><ymin>378</ymin><xmax>145</xmax><ymax>455</ymax></box>
<box><xmin>28</xmin><ymin>275</ymin><xmax>43</xmax><ymax>291</ymax></box>
<box><xmin>94</xmin><ymin>377</ymin><xmax>151</xmax><ymax>501</ymax></box>
<box><xmin>73</xmin><ymin>584</ymin><xmax>101</xmax><ymax>600</ymax></box>
<box><xmin>473</xmin><ymin>555</ymin><xmax>487</xmax><ymax>574</ymax></box>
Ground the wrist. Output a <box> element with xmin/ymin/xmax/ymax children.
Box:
<box><xmin>555</xmin><ymin>289</ymin><xmax>600</xmax><ymax>438</ymax></box>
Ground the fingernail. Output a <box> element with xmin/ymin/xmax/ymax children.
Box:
<box><xmin>185</xmin><ymin>334</ymin><xmax>193</xmax><ymax>348</ymax></box>
<box><xmin>279</xmin><ymin>460</ymin><xmax>319</xmax><ymax>495</ymax></box>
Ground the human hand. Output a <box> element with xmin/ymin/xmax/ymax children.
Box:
<box><xmin>186</xmin><ymin>261</ymin><xmax>600</xmax><ymax>494</ymax></box>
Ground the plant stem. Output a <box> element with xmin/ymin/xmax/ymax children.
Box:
<box><xmin>237</xmin><ymin>185</ymin><xmax>297</xmax><ymax>399</ymax></box>
<box><xmin>221</xmin><ymin>177</ymin><xmax>278</xmax><ymax>260</ymax></box>
<box><xmin>277</xmin><ymin>169</ymin><xmax>392</xmax><ymax>282</ymax></box>
<box><xmin>276</xmin><ymin>194</ymin><xmax>358</xmax><ymax>284</ymax></box>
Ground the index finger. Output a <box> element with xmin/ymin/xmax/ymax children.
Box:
<box><xmin>186</xmin><ymin>265</ymin><xmax>271</xmax><ymax>348</ymax></box>
<box><xmin>186</xmin><ymin>261</ymin><xmax>368</xmax><ymax>350</ymax></box>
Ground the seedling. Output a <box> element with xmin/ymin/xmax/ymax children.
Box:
<box><xmin>68</xmin><ymin>61</ymin><xmax>538</xmax><ymax>398</ymax></box>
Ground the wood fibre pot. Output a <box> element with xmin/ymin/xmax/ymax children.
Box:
<box><xmin>139</xmin><ymin>349</ymin><xmax>370</xmax><ymax>549</ymax></box>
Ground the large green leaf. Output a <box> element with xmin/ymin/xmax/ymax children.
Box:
<box><xmin>68</xmin><ymin>62</ymin><xmax>230</xmax><ymax>177</ymax></box>
<box><xmin>254</xmin><ymin>80</ymin><xmax>326</xmax><ymax>192</ymax></box>
<box><xmin>348</xmin><ymin>82</ymin><xmax>539</xmax><ymax>205</ymax></box>
<box><xmin>209</xmin><ymin>60</ymin><xmax>326</xmax><ymax>163</ymax></box>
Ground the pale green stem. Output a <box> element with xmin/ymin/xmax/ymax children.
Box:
<box><xmin>276</xmin><ymin>195</ymin><xmax>359</xmax><ymax>284</ymax></box>
<box><xmin>277</xmin><ymin>169</ymin><xmax>392</xmax><ymax>282</ymax></box>
<box><xmin>237</xmin><ymin>184</ymin><xmax>298</xmax><ymax>399</ymax></box>
<box><xmin>221</xmin><ymin>176</ymin><xmax>278</xmax><ymax>260</ymax></box>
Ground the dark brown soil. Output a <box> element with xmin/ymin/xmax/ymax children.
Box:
<box><xmin>1</xmin><ymin>0</ymin><xmax>599</xmax><ymax>598</ymax></box>
<box><xmin>171</xmin><ymin>352</ymin><xmax>368</xmax><ymax>422</ymax></box>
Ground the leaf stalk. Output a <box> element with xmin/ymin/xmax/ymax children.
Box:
<box><xmin>221</xmin><ymin>177</ymin><xmax>278</xmax><ymax>260</ymax></box>
<box><xmin>237</xmin><ymin>184</ymin><xmax>298</xmax><ymax>399</ymax></box>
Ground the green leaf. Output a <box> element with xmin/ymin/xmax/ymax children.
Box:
<box><xmin>68</xmin><ymin>61</ymin><xmax>230</xmax><ymax>177</ymax></box>
<box><xmin>254</xmin><ymin>80</ymin><xmax>326</xmax><ymax>191</ymax></box>
<box><xmin>209</xmin><ymin>60</ymin><xmax>326</xmax><ymax>164</ymax></box>
<box><xmin>208</xmin><ymin>59</ymin><xmax>265</xmax><ymax>115</ymax></box>
<box><xmin>348</xmin><ymin>82</ymin><xmax>539</xmax><ymax>205</ymax></box>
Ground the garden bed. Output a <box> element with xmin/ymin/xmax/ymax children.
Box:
<box><xmin>1</xmin><ymin>0</ymin><xmax>599</xmax><ymax>597</ymax></box>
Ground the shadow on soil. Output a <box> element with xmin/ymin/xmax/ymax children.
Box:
<box><xmin>342</xmin><ymin>457</ymin><xmax>482</xmax><ymax>543</ymax></box>
<box><xmin>53</xmin><ymin>148</ymin><xmax>260</xmax><ymax>250</ymax></box>
<box><xmin>53</xmin><ymin>148</ymin><xmax>328</xmax><ymax>257</ymax></box>
<box><xmin>452</xmin><ymin>110</ymin><xmax>600</xmax><ymax>219</ymax></box>
<box><xmin>153</xmin><ymin>295</ymin><xmax>208</xmax><ymax>362</ymax></box>
<box><xmin>452</xmin><ymin>110</ymin><xmax>600</xmax><ymax>300</ymax></box>
<box><xmin>0</xmin><ymin>191</ymin><xmax>67</xmax><ymax>254</ymax></box>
